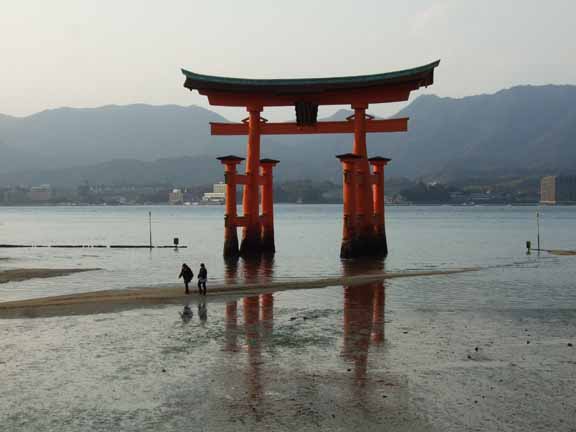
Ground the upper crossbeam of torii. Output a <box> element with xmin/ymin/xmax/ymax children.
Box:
<box><xmin>181</xmin><ymin>60</ymin><xmax>440</xmax><ymax>258</ymax></box>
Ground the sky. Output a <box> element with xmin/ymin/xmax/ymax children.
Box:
<box><xmin>1</xmin><ymin>0</ymin><xmax>575</xmax><ymax>121</ymax></box>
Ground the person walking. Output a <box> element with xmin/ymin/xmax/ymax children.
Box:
<box><xmin>178</xmin><ymin>263</ymin><xmax>194</xmax><ymax>295</ymax></box>
<box><xmin>197</xmin><ymin>263</ymin><xmax>207</xmax><ymax>296</ymax></box>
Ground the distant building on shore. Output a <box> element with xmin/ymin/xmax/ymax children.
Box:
<box><xmin>169</xmin><ymin>189</ymin><xmax>184</xmax><ymax>205</ymax></box>
<box><xmin>540</xmin><ymin>175</ymin><xmax>576</xmax><ymax>204</ymax></box>
<box><xmin>202</xmin><ymin>182</ymin><xmax>225</xmax><ymax>204</ymax></box>
<box><xmin>28</xmin><ymin>184</ymin><xmax>52</xmax><ymax>202</ymax></box>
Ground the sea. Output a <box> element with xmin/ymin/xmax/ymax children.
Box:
<box><xmin>1</xmin><ymin>205</ymin><xmax>575</xmax><ymax>431</ymax></box>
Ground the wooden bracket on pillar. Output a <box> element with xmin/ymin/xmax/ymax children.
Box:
<box><xmin>235</xmin><ymin>216</ymin><xmax>248</xmax><ymax>227</ymax></box>
<box><xmin>236</xmin><ymin>174</ymin><xmax>249</xmax><ymax>185</ymax></box>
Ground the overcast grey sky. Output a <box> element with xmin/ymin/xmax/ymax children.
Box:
<box><xmin>1</xmin><ymin>0</ymin><xmax>575</xmax><ymax>120</ymax></box>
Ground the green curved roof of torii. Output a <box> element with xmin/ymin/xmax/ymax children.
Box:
<box><xmin>181</xmin><ymin>60</ymin><xmax>440</xmax><ymax>93</ymax></box>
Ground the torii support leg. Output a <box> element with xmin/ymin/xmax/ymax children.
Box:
<box><xmin>240</xmin><ymin>107</ymin><xmax>263</xmax><ymax>257</ymax></box>
<box><xmin>337</xmin><ymin>153</ymin><xmax>361</xmax><ymax>258</ymax></box>
<box><xmin>260</xmin><ymin>159</ymin><xmax>279</xmax><ymax>254</ymax></box>
<box><xmin>369</xmin><ymin>157</ymin><xmax>390</xmax><ymax>257</ymax></box>
<box><xmin>352</xmin><ymin>105</ymin><xmax>376</xmax><ymax>254</ymax></box>
<box><xmin>218</xmin><ymin>156</ymin><xmax>244</xmax><ymax>257</ymax></box>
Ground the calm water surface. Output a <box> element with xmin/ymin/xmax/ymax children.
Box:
<box><xmin>0</xmin><ymin>204</ymin><xmax>575</xmax><ymax>305</ymax></box>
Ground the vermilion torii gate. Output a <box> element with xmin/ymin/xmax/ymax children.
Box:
<box><xmin>182</xmin><ymin>60</ymin><xmax>439</xmax><ymax>258</ymax></box>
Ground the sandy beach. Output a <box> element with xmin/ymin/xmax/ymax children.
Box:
<box><xmin>0</xmin><ymin>267</ymin><xmax>478</xmax><ymax>318</ymax></box>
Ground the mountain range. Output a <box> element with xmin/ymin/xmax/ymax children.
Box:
<box><xmin>1</xmin><ymin>84</ymin><xmax>575</xmax><ymax>187</ymax></box>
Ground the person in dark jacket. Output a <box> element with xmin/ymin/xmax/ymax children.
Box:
<box><xmin>178</xmin><ymin>263</ymin><xmax>194</xmax><ymax>295</ymax></box>
<box><xmin>197</xmin><ymin>263</ymin><xmax>207</xmax><ymax>295</ymax></box>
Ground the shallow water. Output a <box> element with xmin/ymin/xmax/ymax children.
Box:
<box><xmin>0</xmin><ymin>204</ymin><xmax>575</xmax><ymax>303</ymax></box>
<box><xmin>1</xmin><ymin>205</ymin><xmax>576</xmax><ymax>431</ymax></box>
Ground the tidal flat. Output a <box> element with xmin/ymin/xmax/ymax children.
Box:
<box><xmin>1</xmin><ymin>278</ymin><xmax>575</xmax><ymax>431</ymax></box>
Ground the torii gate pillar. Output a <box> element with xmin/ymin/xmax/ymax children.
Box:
<box><xmin>217</xmin><ymin>155</ymin><xmax>244</xmax><ymax>257</ymax></box>
<box><xmin>369</xmin><ymin>157</ymin><xmax>390</xmax><ymax>257</ymax></box>
<box><xmin>260</xmin><ymin>158</ymin><xmax>279</xmax><ymax>254</ymax></box>
<box><xmin>240</xmin><ymin>107</ymin><xmax>263</xmax><ymax>257</ymax></box>
<box><xmin>337</xmin><ymin>153</ymin><xmax>361</xmax><ymax>258</ymax></box>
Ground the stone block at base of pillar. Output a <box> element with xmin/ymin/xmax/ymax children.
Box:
<box><xmin>372</xmin><ymin>224</ymin><xmax>388</xmax><ymax>257</ymax></box>
<box><xmin>223</xmin><ymin>228</ymin><xmax>240</xmax><ymax>257</ymax></box>
<box><xmin>340</xmin><ymin>233</ymin><xmax>388</xmax><ymax>258</ymax></box>
<box><xmin>260</xmin><ymin>231</ymin><xmax>275</xmax><ymax>254</ymax></box>
<box><xmin>239</xmin><ymin>227</ymin><xmax>263</xmax><ymax>257</ymax></box>
<box><xmin>340</xmin><ymin>237</ymin><xmax>362</xmax><ymax>259</ymax></box>
<box><xmin>373</xmin><ymin>232</ymin><xmax>388</xmax><ymax>257</ymax></box>
<box><xmin>358</xmin><ymin>233</ymin><xmax>377</xmax><ymax>256</ymax></box>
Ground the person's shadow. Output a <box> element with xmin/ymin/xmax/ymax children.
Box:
<box><xmin>179</xmin><ymin>304</ymin><xmax>193</xmax><ymax>323</ymax></box>
<box><xmin>198</xmin><ymin>300</ymin><xmax>208</xmax><ymax>325</ymax></box>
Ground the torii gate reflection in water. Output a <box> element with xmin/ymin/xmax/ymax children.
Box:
<box><xmin>182</xmin><ymin>60</ymin><xmax>439</xmax><ymax>258</ymax></box>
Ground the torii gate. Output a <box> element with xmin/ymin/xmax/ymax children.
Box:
<box><xmin>182</xmin><ymin>60</ymin><xmax>440</xmax><ymax>258</ymax></box>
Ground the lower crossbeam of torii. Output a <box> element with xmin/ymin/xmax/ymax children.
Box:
<box><xmin>181</xmin><ymin>60</ymin><xmax>440</xmax><ymax>258</ymax></box>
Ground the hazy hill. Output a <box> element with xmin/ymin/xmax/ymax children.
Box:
<box><xmin>380</xmin><ymin>85</ymin><xmax>576</xmax><ymax>179</ymax></box>
<box><xmin>1</xmin><ymin>84</ymin><xmax>575</xmax><ymax>186</ymax></box>
<box><xmin>0</xmin><ymin>104</ymin><xmax>235</xmax><ymax>173</ymax></box>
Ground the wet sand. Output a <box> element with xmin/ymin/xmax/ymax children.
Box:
<box><xmin>0</xmin><ymin>268</ymin><xmax>100</xmax><ymax>284</ymax></box>
<box><xmin>0</xmin><ymin>267</ymin><xmax>478</xmax><ymax>318</ymax></box>
<box><xmin>545</xmin><ymin>249</ymin><xmax>576</xmax><ymax>256</ymax></box>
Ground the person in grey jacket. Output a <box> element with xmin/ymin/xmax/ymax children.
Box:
<box><xmin>197</xmin><ymin>263</ymin><xmax>207</xmax><ymax>295</ymax></box>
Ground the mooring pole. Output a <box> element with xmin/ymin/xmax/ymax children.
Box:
<box><xmin>149</xmin><ymin>211</ymin><xmax>152</xmax><ymax>249</ymax></box>
<box><xmin>536</xmin><ymin>208</ymin><xmax>541</xmax><ymax>254</ymax></box>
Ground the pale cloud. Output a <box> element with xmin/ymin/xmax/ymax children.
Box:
<box><xmin>1</xmin><ymin>0</ymin><xmax>575</xmax><ymax>120</ymax></box>
<box><xmin>410</xmin><ymin>1</ymin><xmax>451</xmax><ymax>33</ymax></box>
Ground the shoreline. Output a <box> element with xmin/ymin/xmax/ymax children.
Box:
<box><xmin>0</xmin><ymin>267</ymin><xmax>479</xmax><ymax>318</ymax></box>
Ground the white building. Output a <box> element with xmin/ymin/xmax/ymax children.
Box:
<box><xmin>202</xmin><ymin>182</ymin><xmax>226</xmax><ymax>204</ymax></box>
<box><xmin>169</xmin><ymin>189</ymin><xmax>184</xmax><ymax>205</ymax></box>
<box><xmin>28</xmin><ymin>185</ymin><xmax>52</xmax><ymax>202</ymax></box>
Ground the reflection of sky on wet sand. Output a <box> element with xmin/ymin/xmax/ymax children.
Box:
<box><xmin>2</xmin><ymin>252</ymin><xmax>576</xmax><ymax>430</ymax></box>
<box><xmin>218</xmin><ymin>257</ymin><xmax>392</xmax><ymax>413</ymax></box>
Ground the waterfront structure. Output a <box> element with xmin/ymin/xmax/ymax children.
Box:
<box><xmin>540</xmin><ymin>175</ymin><xmax>576</xmax><ymax>204</ymax></box>
<box><xmin>182</xmin><ymin>60</ymin><xmax>440</xmax><ymax>257</ymax></box>
<box><xmin>168</xmin><ymin>188</ymin><xmax>184</xmax><ymax>205</ymax></box>
<box><xmin>201</xmin><ymin>182</ymin><xmax>226</xmax><ymax>204</ymax></box>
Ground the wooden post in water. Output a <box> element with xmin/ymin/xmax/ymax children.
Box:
<box><xmin>536</xmin><ymin>208</ymin><xmax>541</xmax><ymax>254</ymax></box>
<box><xmin>148</xmin><ymin>211</ymin><xmax>152</xmax><ymax>249</ymax></box>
